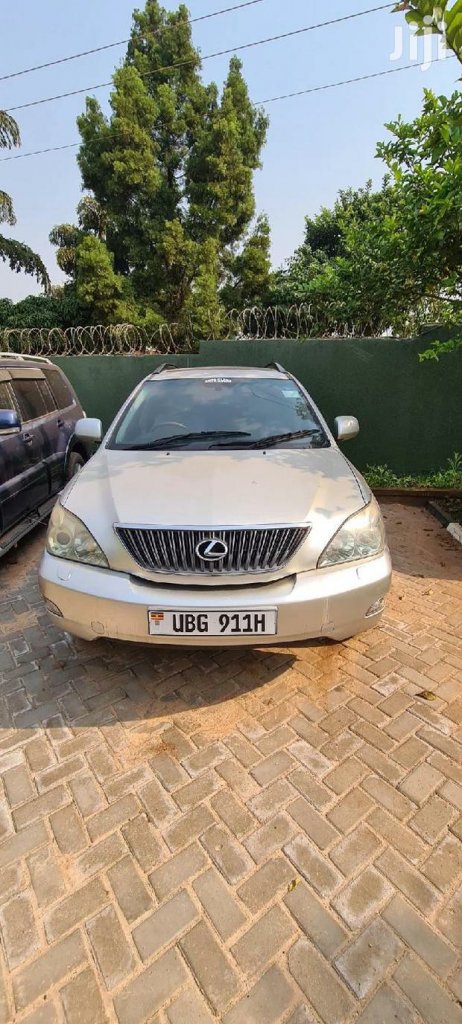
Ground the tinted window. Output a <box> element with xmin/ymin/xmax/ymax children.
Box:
<box><xmin>0</xmin><ymin>382</ymin><xmax>15</xmax><ymax>411</ymax></box>
<box><xmin>36</xmin><ymin>379</ymin><xmax>56</xmax><ymax>413</ymax></box>
<box><xmin>109</xmin><ymin>377</ymin><xmax>329</xmax><ymax>451</ymax></box>
<box><xmin>43</xmin><ymin>368</ymin><xmax>75</xmax><ymax>409</ymax></box>
<box><xmin>12</xmin><ymin>380</ymin><xmax>49</xmax><ymax>421</ymax></box>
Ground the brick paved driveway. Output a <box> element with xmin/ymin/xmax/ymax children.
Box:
<box><xmin>0</xmin><ymin>502</ymin><xmax>461</xmax><ymax>1024</ymax></box>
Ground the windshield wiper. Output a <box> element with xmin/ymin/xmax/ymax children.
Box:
<box><xmin>249</xmin><ymin>429</ymin><xmax>325</xmax><ymax>449</ymax></box>
<box><xmin>121</xmin><ymin>431</ymin><xmax>252</xmax><ymax>451</ymax></box>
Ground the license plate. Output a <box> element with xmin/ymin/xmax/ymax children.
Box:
<box><xmin>148</xmin><ymin>609</ymin><xmax>277</xmax><ymax>637</ymax></box>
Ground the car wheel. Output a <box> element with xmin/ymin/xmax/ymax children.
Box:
<box><xmin>66</xmin><ymin>452</ymin><xmax>85</xmax><ymax>481</ymax></box>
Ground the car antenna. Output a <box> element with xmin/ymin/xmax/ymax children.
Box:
<box><xmin>152</xmin><ymin>363</ymin><xmax>177</xmax><ymax>375</ymax></box>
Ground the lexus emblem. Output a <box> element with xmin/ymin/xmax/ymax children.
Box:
<box><xmin>196</xmin><ymin>538</ymin><xmax>228</xmax><ymax>562</ymax></box>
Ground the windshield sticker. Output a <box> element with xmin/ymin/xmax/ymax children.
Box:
<box><xmin>204</xmin><ymin>377</ymin><xmax>233</xmax><ymax>385</ymax></box>
<box><xmin>282</xmin><ymin>387</ymin><xmax>300</xmax><ymax>398</ymax></box>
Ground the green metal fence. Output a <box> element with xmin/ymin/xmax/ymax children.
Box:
<box><xmin>53</xmin><ymin>338</ymin><xmax>462</xmax><ymax>475</ymax></box>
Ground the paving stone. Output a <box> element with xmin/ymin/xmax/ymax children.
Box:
<box><xmin>237</xmin><ymin>856</ymin><xmax>296</xmax><ymax>913</ymax></box>
<box><xmin>87</xmin><ymin>905</ymin><xmax>137</xmax><ymax>990</ymax></box>
<box><xmin>202</xmin><ymin>822</ymin><xmax>253</xmax><ymax>883</ymax></box>
<box><xmin>113</xmin><ymin>948</ymin><xmax>187</xmax><ymax>1024</ymax></box>
<box><xmin>13</xmin><ymin>931</ymin><xmax>86</xmax><ymax>1012</ymax></box>
<box><xmin>438</xmin><ymin>886</ymin><xmax>462</xmax><ymax>948</ymax></box>
<box><xmin>362</xmin><ymin>775</ymin><xmax>413</xmax><ymax>820</ymax></box>
<box><xmin>231</xmin><ymin>905</ymin><xmax>295</xmax><ymax>976</ymax></box>
<box><xmin>166</xmin><ymin>986</ymin><xmax>215</xmax><ymax>1024</ymax></box>
<box><xmin>248</xmin><ymin>778</ymin><xmax>293</xmax><ymax>822</ymax></box>
<box><xmin>180</xmin><ymin>921</ymin><xmax>240</xmax><ymax>1014</ymax></box>
<box><xmin>367</xmin><ymin>807</ymin><xmax>426</xmax><ymax>864</ymax></box>
<box><xmin>165</xmin><ymin>804</ymin><xmax>215</xmax><ymax>852</ymax></box>
<box><xmin>223</xmin><ymin>965</ymin><xmax>294</xmax><ymax>1024</ymax></box>
<box><xmin>107</xmin><ymin>855</ymin><xmax>152</xmax><ymax>923</ymax></box>
<box><xmin>326</xmin><ymin>789</ymin><xmax>374</xmax><ymax>833</ymax></box>
<box><xmin>399</xmin><ymin>762</ymin><xmax>444</xmax><ymax>804</ymax></box>
<box><xmin>122</xmin><ymin>814</ymin><xmax>162</xmax><ymax>872</ymax></box>
<box><xmin>329</xmin><ymin>823</ymin><xmax>382</xmax><ymax>875</ymax></box>
<box><xmin>332</xmin><ymin>867</ymin><xmax>393</xmax><ymax>929</ymax></box>
<box><xmin>394</xmin><ymin>955</ymin><xmax>462</xmax><ymax>1024</ymax></box>
<box><xmin>384</xmin><ymin>893</ymin><xmax>457</xmax><ymax>977</ymax></box>
<box><xmin>251</xmin><ymin>750</ymin><xmax>293</xmax><ymax>786</ymax></box>
<box><xmin>211</xmin><ymin>789</ymin><xmax>254</xmax><ymax>837</ymax></box>
<box><xmin>288</xmin><ymin>741</ymin><xmax>332</xmax><ymax>777</ymax></box>
<box><xmin>289</xmin><ymin>768</ymin><xmax>331</xmax><ymax>809</ymax></box>
<box><xmin>45</xmin><ymin>878</ymin><xmax>108</xmax><ymax>942</ymax></box>
<box><xmin>0</xmin><ymin>820</ymin><xmax>47</xmax><ymax>868</ymax></box>
<box><xmin>244</xmin><ymin>813</ymin><xmax>294</xmax><ymax>864</ymax></box>
<box><xmin>324</xmin><ymin>757</ymin><xmax>366</xmax><ymax>795</ymax></box>
<box><xmin>284</xmin><ymin>882</ymin><xmax>347</xmax><ymax>957</ymax></box>
<box><xmin>150</xmin><ymin>843</ymin><xmax>206</xmax><ymax>901</ymax></box>
<box><xmin>0</xmin><ymin>891</ymin><xmax>40</xmax><ymax>968</ymax></box>
<box><xmin>193</xmin><ymin>868</ymin><xmax>246</xmax><ymax>940</ymax></box>
<box><xmin>50</xmin><ymin>803</ymin><xmax>87</xmax><ymax>855</ymax></box>
<box><xmin>2</xmin><ymin>764</ymin><xmax>35</xmax><ymax>807</ymax></box>
<box><xmin>285</xmin><ymin>835</ymin><xmax>342</xmax><ymax>897</ymax></box>
<box><xmin>376</xmin><ymin>848</ymin><xmax>440</xmax><ymax>914</ymax></box>
<box><xmin>75</xmin><ymin>832</ymin><xmax>127</xmax><ymax>879</ymax></box>
<box><xmin>410</xmin><ymin>794</ymin><xmax>457</xmax><ymax>843</ymax></box>
<box><xmin>59</xmin><ymin>966</ymin><xmax>108</xmax><ymax>1024</ymax></box>
<box><xmin>87</xmin><ymin>793</ymin><xmax>139</xmax><ymax>841</ymax></box>
<box><xmin>69</xmin><ymin>773</ymin><xmax>106</xmax><ymax>817</ymax></box>
<box><xmin>422</xmin><ymin>834</ymin><xmax>462</xmax><ymax>891</ymax></box>
<box><xmin>13</xmin><ymin>786</ymin><xmax>68</xmax><ymax>829</ymax></box>
<box><xmin>289</xmin><ymin>938</ymin><xmax>355</xmax><ymax>1024</ymax></box>
<box><xmin>27</xmin><ymin>845</ymin><xmax>66</xmax><ymax>906</ymax></box>
<box><xmin>355</xmin><ymin>983</ymin><xmax>420</xmax><ymax>1024</ymax></box>
<box><xmin>133</xmin><ymin>890</ymin><xmax>197</xmax><ymax>960</ymax></box>
<box><xmin>173</xmin><ymin>772</ymin><xmax>220</xmax><ymax>811</ymax></box>
<box><xmin>335</xmin><ymin>919</ymin><xmax>402</xmax><ymax>997</ymax></box>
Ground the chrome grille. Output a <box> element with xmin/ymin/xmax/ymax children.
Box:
<box><xmin>115</xmin><ymin>525</ymin><xmax>310</xmax><ymax>575</ymax></box>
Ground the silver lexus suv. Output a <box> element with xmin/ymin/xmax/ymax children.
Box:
<box><xmin>39</xmin><ymin>364</ymin><xmax>391</xmax><ymax>646</ymax></box>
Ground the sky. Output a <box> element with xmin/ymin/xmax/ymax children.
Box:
<box><xmin>0</xmin><ymin>0</ymin><xmax>460</xmax><ymax>301</ymax></box>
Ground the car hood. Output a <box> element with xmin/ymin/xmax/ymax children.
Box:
<box><xmin>63</xmin><ymin>447</ymin><xmax>368</xmax><ymax>577</ymax></box>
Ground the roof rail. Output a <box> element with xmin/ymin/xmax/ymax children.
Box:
<box><xmin>151</xmin><ymin>362</ymin><xmax>177</xmax><ymax>375</ymax></box>
<box><xmin>265</xmin><ymin>362</ymin><xmax>287</xmax><ymax>374</ymax></box>
<box><xmin>0</xmin><ymin>352</ymin><xmax>53</xmax><ymax>365</ymax></box>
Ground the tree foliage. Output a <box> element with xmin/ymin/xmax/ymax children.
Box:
<box><xmin>48</xmin><ymin>0</ymin><xmax>268</xmax><ymax>329</ymax></box>
<box><xmin>0</xmin><ymin>111</ymin><xmax>50</xmax><ymax>292</ymax></box>
<box><xmin>396</xmin><ymin>1</ymin><xmax>462</xmax><ymax>61</ymax></box>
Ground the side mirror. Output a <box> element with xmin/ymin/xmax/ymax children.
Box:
<box><xmin>74</xmin><ymin>418</ymin><xmax>102</xmax><ymax>445</ymax></box>
<box><xmin>0</xmin><ymin>409</ymin><xmax>21</xmax><ymax>434</ymax></box>
<box><xmin>334</xmin><ymin>416</ymin><xmax>359</xmax><ymax>443</ymax></box>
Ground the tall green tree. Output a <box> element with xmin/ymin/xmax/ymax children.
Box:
<box><xmin>221</xmin><ymin>214</ymin><xmax>273</xmax><ymax>308</ymax></box>
<box><xmin>71</xmin><ymin>0</ymin><xmax>267</xmax><ymax>327</ymax></box>
<box><xmin>0</xmin><ymin>112</ymin><xmax>49</xmax><ymax>290</ymax></box>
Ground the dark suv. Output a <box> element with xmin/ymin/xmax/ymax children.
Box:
<box><xmin>0</xmin><ymin>353</ymin><xmax>86</xmax><ymax>556</ymax></box>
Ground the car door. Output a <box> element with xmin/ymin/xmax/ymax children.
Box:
<box><xmin>42</xmin><ymin>366</ymin><xmax>83</xmax><ymax>488</ymax></box>
<box><xmin>0</xmin><ymin>374</ymin><xmax>31</xmax><ymax>533</ymax></box>
<box><xmin>9</xmin><ymin>370</ymin><xmax>50</xmax><ymax>511</ymax></box>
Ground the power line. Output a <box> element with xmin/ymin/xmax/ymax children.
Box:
<box><xmin>0</xmin><ymin>54</ymin><xmax>453</xmax><ymax>163</ymax></box>
<box><xmin>5</xmin><ymin>4</ymin><xmax>394</xmax><ymax>114</ymax></box>
<box><xmin>0</xmin><ymin>0</ymin><xmax>269</xmax><ymax>83</ymax></box>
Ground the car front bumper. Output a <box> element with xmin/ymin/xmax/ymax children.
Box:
<box><xmin>39</xmin><ymin>549</ymin><xmax>392</xmax><ymax>646</ymax></box>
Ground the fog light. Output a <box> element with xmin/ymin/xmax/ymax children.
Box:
<box><xmin>44</xmin><ymin>599</ymin><xmax>63</xmax><ymax>617</ymax></box>
<box><xmin>365</xmin><ymin>597</ymin><xmax>385</xmax><ymax>618</ymax></box>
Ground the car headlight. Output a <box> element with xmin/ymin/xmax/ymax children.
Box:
<box><xmin>46</xmin><ymin>503</ymin><xmax>108</xmax><ymax>568</ymax></box>
<box><xmin>318</xmin><ymin>499</ymin><xmax>385</xmax><ymax>568</ymax></box>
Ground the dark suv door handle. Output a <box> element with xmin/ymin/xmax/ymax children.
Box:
<box><xmin>22</xmin><ymin>433</ymin><xmax>34</xmax><ymax>445</ymax></box>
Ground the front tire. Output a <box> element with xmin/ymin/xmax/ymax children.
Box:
<box><xmin>66</xmin><ymin>452</ymin><xmax>85</xmax><ymax>481</ymax></box>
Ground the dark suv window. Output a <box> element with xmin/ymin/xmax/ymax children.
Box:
<box><xmin>43</xmin><ymin>368</ymin><xmax>75</xmax><ymax>410</ymax></box>
<box><xmin>0</xmin><ymin>381</ymin><xmax>15</xmax><ymax>410</ymax></box>
<box><xmin>12</xmin><ymin>380</ymin><xmax>50</xmax><ymax>422</ymax></box>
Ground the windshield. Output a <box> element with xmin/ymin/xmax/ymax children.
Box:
<box><xmin>108</xmin><ymin>376</ymin><xmax>330</xmax><ymax>451</ymax></box>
